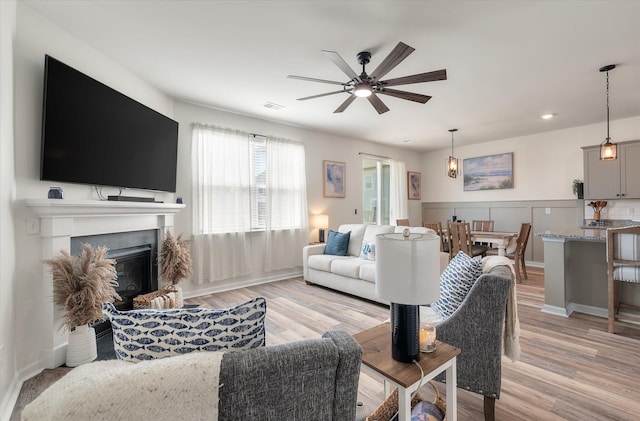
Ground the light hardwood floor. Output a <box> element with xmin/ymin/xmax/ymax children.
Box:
<box><xmin>12</xmin><ymin>267</ymin><xmax>640</xmax><ymax>420</ymax></box>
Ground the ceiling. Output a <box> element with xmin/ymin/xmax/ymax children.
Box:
<box><xmin>23</xmin><ymin>0</ymin><xmax>640</xmax><ymax>152</ymax></box>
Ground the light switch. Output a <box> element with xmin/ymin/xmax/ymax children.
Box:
<box><xmin>545</xmin><ymin>208</ymin><xmax>551</xmax><ymax>214</ymax></box>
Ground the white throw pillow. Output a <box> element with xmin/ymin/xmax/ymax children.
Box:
<box><xmin>359</xmin><ymin>241</ymin><xmax>376</xmax><ymax>260</ymax></box>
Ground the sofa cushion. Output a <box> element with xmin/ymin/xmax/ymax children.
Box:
<box><xmin>431</xmin><ymin>252</ymin><xmax>483</xmax><ymax>319</ymax></box>
<box><xmin>339</xmin><ymin>224</ymin><xmax>368</xmax><ymax>257</ymax></box>
<box><xmin>332</xmin><ymin>258</ymin><xmax>368</xmax><ymax>279</ymax></box>
<box><xmin>103</xmin><ymin>297</ymin><xmax>266</xmax><ymax>362</ymax></box>
<box><xmin>324</xmin><ymin>230</ymin><xmax>350</xmax><ymax>256</ymax></box>
<box><xmin>363</xmin><ymin>224</ymin><xmax>396</xmax><ymax>244</ymax></box>
<box><xmin>359</xmin><ymin>261</ymin><xmax>376</xmax><ymax>283</ymax></box>
<box><xmin>308</xmin><ymin>254</ymin><xmax>351</xmax><ymax>272</ymax></box>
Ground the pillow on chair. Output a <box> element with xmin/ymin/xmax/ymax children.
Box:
<box><xmin>431</xmin><ymin>252</ymin><xmax>483</xmax><ymax>319</ymax></box>
<box><xmin>104</xmin><ymin>297</ymin><xmax>266</xmax><ymax>362</ymax></box>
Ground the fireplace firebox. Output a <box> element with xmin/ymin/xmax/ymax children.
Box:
<box><xmin>71</xmin><ymin>229</ymin><xmax>159</xmax><ymax>337</ymax></box>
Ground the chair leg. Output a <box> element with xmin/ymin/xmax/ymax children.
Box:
<box><xmin>514</xmin><ymin>257</ymin><xmax>522</xmax><ymax>283</ymax></box>
<box><xmin>608</xmin><ymin>277</ymin><xmax>615</xmax><ymax>334</ymax></box>
<box><xmin>484</xmin><ymin>396</ymin><xmax>496</xmax><ymax>421</ymax></box>
<box><xmin>520</xmin><ymin>255</ymin><xmax>528</xmax><ymax>280</ymax></box>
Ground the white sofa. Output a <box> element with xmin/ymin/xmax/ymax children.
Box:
<box><xmin>303</xmin><ymin>224</ymin><xmax>449</xmax><ymax>304</ymax></box>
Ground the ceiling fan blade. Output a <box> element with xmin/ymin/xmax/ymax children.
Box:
<box><xmin>381</xmin><ymin>69</ymin><xmax>447</xmax><ymax>87</ymax></box>
<box><xmin>367</xmin><ymin>94</ymin><xmax>390</xmax><ymax>114</ymax></box>
<box><xmin>297</xmin><ymin>90</ymin><xmax>346</xmax><ymax>101</ymax></box>
<box><xmin>334</xmin><ymin>95</ymin><xmax>357</xmax><ymax>113</ymax></box>
<box><xmin>369</xmin><ymin>42</ymin><xmax>415</xmax><ymax>81</ymax></box>
<box><xmin>322</xmin><ymin>50</ymin><xmax>360</xmax><ymax>82</ymax></box>
<box><xmin>378</xmin><ymin>88</ymin><xmax>432</xmax><ymax>104</ymax></box>
<box><xmin>287</xmin><ymin>75</ymin><xmax>346</xmax><ymax>86</ymax></box>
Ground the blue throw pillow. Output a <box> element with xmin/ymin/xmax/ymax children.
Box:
<box><xmin>431</xmin><ymin>251</ymin><xmax>482</xmax><ymax>319</ymax></box>
<box><xmin>324</xmin><ymin>230</ymin><xmax>351</xmax><ymax>256</ymax></box>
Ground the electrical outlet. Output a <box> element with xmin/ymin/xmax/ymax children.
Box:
<box><xmin>545</xmin><ymin>208</ymin><xmax>551</xmax><ymax>214</ymax></box>
<box><xmin>26</xmin><ymin>217</ymin><xmax>40</xmax><ymax>235</ymax></box>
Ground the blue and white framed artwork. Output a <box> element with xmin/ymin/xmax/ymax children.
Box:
<box><xmin>323</xmin><ymin>160</ymin><xmax>345</xmax><ymax>198</ymax></box>
<box><xmin>463</xmin><ymin>152</ymin><xmax>514</xmax><ymax>191</ymax></box>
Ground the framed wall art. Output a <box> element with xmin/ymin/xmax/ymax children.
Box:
<box><xmin>407</xmin><ymin>171</ymin><xmax>421</xmax><ymax>200</ymax></box>
<box><xmin>463</xmin><ymin>152</ymin><xmax>514</xmax><ymax>191</ymax></box>
<box><xmin>323</xmin><ymin>160</ymin><xmax>345</xmax><ymax>198</ymax></box>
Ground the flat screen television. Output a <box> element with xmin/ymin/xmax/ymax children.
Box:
<box><xmin>40</xmin><ymin>55</ymin><xmax>179</xmax><ymax>193</ymax></box>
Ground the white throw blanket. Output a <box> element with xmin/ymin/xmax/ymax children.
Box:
<box><xmin>22</xmin><ymin>351</ymin><xmax>223</xmax><ymax>421</ymax></box>
<box><xmin>481</xmin><ymin>256</ymin><xmax>521</xmax><ymax>362</ymax></box>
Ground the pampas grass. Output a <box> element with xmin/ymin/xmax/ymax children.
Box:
<box><xmin>159</xmin><ymin>232</ymin><xmax>192</xmax><ymax>286</ymax></box>
<box><xmin>44</xmin><ymin>244</ymin><xmax>120</xmax><ymax>331</ymax></box>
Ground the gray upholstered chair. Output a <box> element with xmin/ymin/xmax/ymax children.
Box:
<box><xmin>433</xmin><ymin>265</ymin><xmax>513</xmax><ymax>421</ymax></box>
<box><xmin>607</xmin><ymin>225</ymin><xmax>640</xmax><ymax>334</ymax></box>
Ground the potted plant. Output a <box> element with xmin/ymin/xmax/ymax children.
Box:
<box><xmin>44</xmin><ymin>244</ymin><xmax>120</xmax><ymax>367</ymax></box>
<box><xmin>159</xmin><ymin>232</ymin><xmax>192</xmax><ymax>306</ymax></box>
<box><xmin>572</xmin><ymin>179</ymin><xmax>584</xmax><ymax>199</ymax></box>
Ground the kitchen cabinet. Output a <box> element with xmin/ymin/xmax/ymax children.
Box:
<box><xmin>583</xmin><ymin>140</ymin><xmax>640</xmax><ymax>199</ymax></box>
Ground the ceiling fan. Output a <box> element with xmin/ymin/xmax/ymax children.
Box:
<box><xmin>287</xmin><ymin>42</ymin><xmax>447</xmax><ymax>114</ymax></box>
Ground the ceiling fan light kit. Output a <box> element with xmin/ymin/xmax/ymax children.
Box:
<box><xmin>446</xmin><ymin>128</ymin><xmax>459</xmax><ymax>178</ymax></box>
<box><xmin>599</xmin><ymin>64</ymin><xmax>617</xmax><ymax>161</ymax></box>
<box><xmin>288</xmin><ymin>42</ymin><xmax>447</xmax><ymax>114</ymax></box>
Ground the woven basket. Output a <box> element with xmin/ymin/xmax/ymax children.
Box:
<box><xmin>366</xmin><ymin>381</ymin><xmax>446</xmax><ymax>421</ymax></box>
<box><xmin>133</xmin><ymin>288</ymin><xmax>179</xmax><ymax>309</ymax></box>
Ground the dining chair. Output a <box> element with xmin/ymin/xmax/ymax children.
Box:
<box><xmin>606</xmin><ymin>226</ymin><xmax>640</xmax><ymax>334</ymax></box>
<box><xmin>486</xmin><ymin>222</ymin><xmax>531</xmax><ymax>282</ymax></box>
<box><xmin>472</xmin><ymin>220</ymin><xmax>495</xmax><ymax>232</ymax></box>
<box><xmin>473</xmin><ymin>219</ymin><xmax>495</xmax><ymax>249</ymax></box>
<box><xmin>396</xmin><ymin>219</ymin><xmax>410</xmax><ymax>226</ymax></box>
<box><xmin>448</xmin><ymin>222</ymin><xmax>487</xmax><ymax>259</ymax></box>
<box><xmin>423</xmin><ymin>221</ymin><xmax>448</xmax><ymax>252</ymax></box>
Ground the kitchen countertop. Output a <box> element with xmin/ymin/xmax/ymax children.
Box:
<box><xmin>536</xmin><ymin>220</ymin><xmax>640</xmax><ymax>241</ymax></box>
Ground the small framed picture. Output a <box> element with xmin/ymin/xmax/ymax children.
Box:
<box><xmin>323</xmin><ymin>160</ymin><xmax>345</xmax><ymax>198</ymax></box>
<box><xmin>408</xmin><ymin>171</ymin><xmax>421</xmax><ymax>200</ymax></box>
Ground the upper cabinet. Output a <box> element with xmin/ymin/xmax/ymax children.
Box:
<box><xmin>583</xmin><ymin>140</ymin><xmax>640</xmax><ymax>199</ymax></box>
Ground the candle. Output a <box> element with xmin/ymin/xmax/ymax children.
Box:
<box><xmin>420</xmin><ymin>324</ymin><xmax>436</xmax><ymax>353</ymax></box>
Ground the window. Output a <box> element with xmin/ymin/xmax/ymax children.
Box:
<box><xmin>250</xmin><ymin>135</ymin><xmax>267</xmax><ymax>230</ymax></box>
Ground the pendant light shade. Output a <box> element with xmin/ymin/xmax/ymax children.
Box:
<box><xmin>446</xmin><ymin>129</ymin><xmax>459</xmax><ymax>178</ymax></box>
<box><xmin>599</xmin><ymin>64</ymin><xmax>617</xmax><ymax>161</ymax></box>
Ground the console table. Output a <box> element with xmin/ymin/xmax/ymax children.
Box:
<box><xmin>353</xmin><ymin>322</ymin><xmax>460</xmax><ymax>421</ymax></box>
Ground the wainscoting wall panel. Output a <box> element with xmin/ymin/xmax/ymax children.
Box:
<box><xmin>422</xmin><ymin>200</ymin><xmax>584</xmax><ymax>264</ymax></box>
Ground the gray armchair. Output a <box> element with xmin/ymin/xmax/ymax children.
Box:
<box><xmin>434</xmin><ymin>265</ymin><xmax>513</xmax><ymax>421</ymax></box>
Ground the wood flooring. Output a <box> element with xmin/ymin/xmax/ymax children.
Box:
<box><xmin>12</xmin><ymin>267</ymin><xmax>640</xmax><ymax>420</ymax></box>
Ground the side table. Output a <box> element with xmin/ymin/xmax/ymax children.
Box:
<box><xmin>353</xmin><ymin>322</ymin><xmax>461</xmax><ymax>421</ymax></box>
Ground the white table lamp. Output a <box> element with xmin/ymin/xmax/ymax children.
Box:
<box><xmin>375</xmin><ymin>229</ymin><xmax>441</xmax><ymax>362</ymax></box>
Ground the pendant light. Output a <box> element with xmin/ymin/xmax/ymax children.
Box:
<box><xmin>599</xmin><ymin>64</ymin><xmax>617</xmax><ymax>161</ymax></box>
<box><xmin>446</xmin><ymin>129</ymin><xmax>459</xmax><ymax>178</ymax></box>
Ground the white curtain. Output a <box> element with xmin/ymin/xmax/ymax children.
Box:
<box><xmin>191</xmin><ymin>124</ymin><xmax>252</xmax><ymax>284</ymax></box>
<box><xmin>264</xmin><ymin>137</ymin><xmax>309</xmax><ymax>271</ymax></box>
<box><xmin>389</xmin><ymin>160</ymin><xmax>408</xmax><ymax>224</ymax></box>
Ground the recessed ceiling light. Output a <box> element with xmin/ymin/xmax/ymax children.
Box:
<box><xmin>402</xmin><ymin>140</ymin><xmax>413</xmax><ymax>144</ymax></box>
<box><xmin>541</xmin><ymin>113</ymin><xmax>554</xmax><ymax>120</ymax></box>
<box><xmin>264</xmin><ymin>102</ymin><xmax>285</xmax><ymax>110</ymax></box>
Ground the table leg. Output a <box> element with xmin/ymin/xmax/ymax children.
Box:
<box><xmin>383</xmin><ymin>379</ymin><xmax>392</xmax><ymax>397</ymax></box>
<box><xmin>446</xmin><ymin>356</ymin><xmax>457</xmax><ymax>421</ymax></box>
<box><xmin>398</xmin><ymin>387</ymin><xmax>411</xmax><ymax>421</ymax></box>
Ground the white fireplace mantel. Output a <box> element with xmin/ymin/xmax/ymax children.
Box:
<box><xmin>26</xmin><ymin>199</ymin><xmax>185</xmax><ymax>368</ymax></box>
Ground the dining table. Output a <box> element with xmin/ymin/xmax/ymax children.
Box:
<box><xmin>471</xmin><ymin>231</ymin><xmax>518</xmax><ymax>256</ymax></box>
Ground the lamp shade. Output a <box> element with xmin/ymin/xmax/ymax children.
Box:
<box><xmin>375</xmin><ymin>232</ymin><xmax>441</xmax><ymax>305</ymax></box>
<box><xmin>314</xmin><ymin>214</ymin><xmax>329</xmax><ymax>229</ymax></box>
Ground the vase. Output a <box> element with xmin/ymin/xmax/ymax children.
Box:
<box><xmin>66</xmin><ymin>324</ymin><xmax>97</xmax><ymax>367</ymax></box>
<box><xmin>594</xmin><ymin>211</ymin><xmax>601</xmax><ymax>221</ymax></box>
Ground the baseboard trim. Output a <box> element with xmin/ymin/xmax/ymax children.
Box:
<box><xmin>0</xmin><ymin>358</ymin><xmax>47</xmax><ymax>421</ymax></box>
<box><xmin>567</xmin><ymin>302</ymin><xmax>608</xmax><ymax>318</ymax></box>
<box><xmin>541</xmin><ymin>304</ymin><xmax>570</xmax><ymax>317</ymax></box>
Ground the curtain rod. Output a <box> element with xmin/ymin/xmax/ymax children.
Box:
<box><xmin>359</xmin><ymin>152</ymin><xmax>391</xmax><ymax>161</ymax></box>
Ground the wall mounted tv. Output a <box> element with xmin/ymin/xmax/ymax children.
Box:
<box><xmin>40</xmin><ymin>55</ymin><xmax>179</xmax><ymax>193</ymax></box>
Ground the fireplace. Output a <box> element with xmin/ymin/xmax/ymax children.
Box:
<box><xmin>71</xmin><ymin>229</ymin><xmax>159</xmax><ymax>337</ymax></box>
<box><xmin>26</xmin><ymin>198</ymin><xmax>184</xmax><ymax>368</ymax></box>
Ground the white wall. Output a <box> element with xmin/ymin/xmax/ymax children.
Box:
<box><xmin>8</xmin><ymin>2</ymin><xmax>177</xmax><ymax>391</ymax></box>
<box><xmin>172</xmin><ymin>100</ymin><xmax>425</xmax><ymax>296</ymax></box>
<box><xmin>0</xmin><ymin>1</ymin><xmax>17</xmax><ymax>418</ymax></box>
<box><xmin>421</xmin><ymin>116</ymin><xmax>640</xmax><ymax>204</ymax></box>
